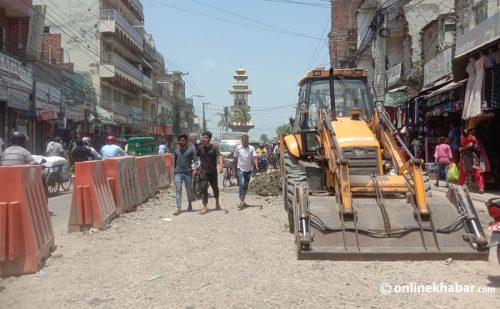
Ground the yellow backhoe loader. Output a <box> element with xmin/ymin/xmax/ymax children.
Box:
<box><xmin>280</xmin><ymin>68</ymin><xmax>489</xmax><ymax>260</ymax></box>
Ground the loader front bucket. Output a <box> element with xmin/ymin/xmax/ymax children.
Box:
<box><xmin>293</xmin><ymin>185</ymin><xmax>489</xmax><ymax>260</ymax></box>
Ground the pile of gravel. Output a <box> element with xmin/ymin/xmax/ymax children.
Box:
<box><xmin>248</xmin><ymin>171</ymin><xmax>282</xmax><ymax>196</ymax></box>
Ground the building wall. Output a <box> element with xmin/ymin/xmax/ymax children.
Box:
<box><xmin>403</xmin><ymin>0</ymin><xmax>454</xmax><ymax>75</ymax></box>
<box><xmin>1</xmin><ymin>14</ymin><xmax>30</xmax><ymax>57</ymax></box>
<box><xmin>329</xmin><ymin>0</ymin><xmax>364</xmax><ymax>68</ymax></box>
<box><xmin>41</xmin><ymin>33</ymin><xmax>61</xmax><ymax>65</ymax></box>
<box><xmin>421</xmin><ymin>20</ymin><xmax>439</xmax><ymax>64</ymax></box>
<box><xmin>36</xmin><ymin>0</ymin><xmax>100</xmax><ymax>73</ymax></box>
<box><xmin>456</xmin><ymin>0</ymin><xmax>500</xmax><ymax>36</ymax></box>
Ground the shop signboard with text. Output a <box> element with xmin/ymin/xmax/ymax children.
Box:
<box><xmin>424</xmin><ymin>48</ymin><xmax>453</xmax><ymax>87</ymax></box>
<box><xmin>455</xmin><ymin>12</ymin><xmax>500</xmax><ymax>59</ymax></box>
<box><xmin>386</xmin><ymin>63</ymin><xmax>403</xmax><ymax>88</ymax></box>
<box><xmin>36</xmin><ymin>109</ymin><xmax>58</xmax><ymax>121</ymax></box>
<box><xmin>26</xmin><ymin>5</ymin><xmax>46</xmax><ymax>59</ymax></box>
<box><xmin>0</xmin><ymin>52</ymin><xmax>33</xmax><ymax>110</ymax></box>
<box><xmin>35</xmin><ymin>81</ymin><xmax>61</xmax><ymax>110</ymax></box>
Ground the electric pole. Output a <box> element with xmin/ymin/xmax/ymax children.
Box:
<box><xmin>202</xmin><ymin>102</ymin><xmax>210</xmax><ymax>133</ymax></box>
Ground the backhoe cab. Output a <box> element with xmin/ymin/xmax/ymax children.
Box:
<box><xmin>280</xmin><ymin>68</ymin><xmax>489</xmax><ymax>260</ymax></box>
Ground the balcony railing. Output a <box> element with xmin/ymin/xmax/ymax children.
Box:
<box><xmin>112</xmin><ymin>101</ymin><xmax>131</xmax><ymax>116</ymax></box>
<box><xmin>143</xmin><ymin>74</ymin><xmax>153</xmax><ymax>91</ymax></box>
<box><xmin>100</xmin><ymin>100</ymin><xmax>113</xmax><ymax>110</ymax></box>
<box><xmin>144</xmin><ymin>41</ymin><xmax>165</xmax><ymax>67</ymax></box>
<box><xmin>101</xmin><ymin>52</ymin><xmax>143</xmax><ymax>82</ymax></box>
<box><xmin>152</xmin><ymin>81</ymin><xmax>162</xmax><ymax>96</ymax></box>
<box><xmin>129</xmin><ymin>0</ymin><xmax>143</xmax><ymax>14</ymax></box>
<box><xmin>101</xmin><ymin>9</ymin><xmax>143</xmax><ymax>47</ymax></box>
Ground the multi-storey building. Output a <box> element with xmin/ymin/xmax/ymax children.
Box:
<box><xmin>39</xmin><ymin>0</ymin><xmax>165</xmax><ymax>139</ymax></box>
<box><xmin>0</xmin><ymin>1</ymin><xmax>35</xmax><ymax>150</ymax></box>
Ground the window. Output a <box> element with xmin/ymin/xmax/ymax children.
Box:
<box><xmin>122</xmin><ymin>94</ymin><xmax>130</xmax><ymax>105</ymax></box>
<box><xmin>444</xmin><ymin>21</ymin><xmax>456</xmax><ymax>33</ymax></box>
<box><xmin>474</xmin><ymin>1</ymin><xmax>488</xmax><ymax>25</ymax></box>
<box><xmin>298</xmin><ymin>78</ymin><xmax>373</xmax><ymax>130</ymax></box>
<box><xmin>113</xmin><ymin>89</ymin><xmax>121</xmax><ymax>102</ymax></box>
<box><xmin>101</xmin><ymin>86</ymin><xmax>111</xmax><ymax>101</ymax></box>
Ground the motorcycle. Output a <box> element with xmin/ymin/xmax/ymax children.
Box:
<box><xmin>486</xmin><ymin>198</ymin><xmax>500</xmax><ymax>264</ymax></box>
<box><xmin>258</xmin><ymin>155</ymin><xmax>267</xmax><ymax>173</ymax></box>
<box><xmin>33</xmin><ymin>155</ymin><xmax>72</xmax><ymax>196</ymax></box>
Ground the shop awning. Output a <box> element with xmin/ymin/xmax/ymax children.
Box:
<box><xmin>419</xmin><ymin>78</ymin><xmax>453</xmax><ymax>94</ymax></box>
<box><xmin>453</xmin><ymin>12</ymin><xmax>500</xmax><ymax>81</ymax></box>
<box><xmin>421</xmin><ymin>79</ymin><xmax>467</xmax><ymax>99</ymax></box>
<box><xmin>92</xmin><ymin>105</ymin><xmax>117</xmax><ymax>126</ymax></box>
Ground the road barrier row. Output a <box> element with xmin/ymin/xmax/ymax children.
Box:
<box><xmin>69</xmin><ymin>155</ymin><xmax>172</xmax><ymax>232</ymax></box>
<box><xmin>0</xmin><ymin>154</ymin><xmax>172</xmax><ymax>276</ymax></box>
<box><xmin>0</xmin><ymin>166</ymin><xmax>54</xmax><ymax>276</ymax></box>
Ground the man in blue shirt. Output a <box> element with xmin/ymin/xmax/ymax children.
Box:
<box><xmin>100</xmin><ymin>135</ymin><xmax>127</xmax><ymax>159</ymax></box>
<box><xmin>448</xmin><ymin>122</ymin><xmax>460</xmax><ymax>163</ymax></box>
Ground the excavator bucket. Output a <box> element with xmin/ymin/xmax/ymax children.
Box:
<box><xmin>293</xmin><ymin>185</ymin><xmax>489</xmax><ymax>261</ymax></box>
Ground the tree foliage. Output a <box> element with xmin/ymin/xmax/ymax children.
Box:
<box><xmin>217</xmin><ymin>106</ymin><xmax>232</xmax><ymax>132</ymax></box>
<box><xmin>259</xmin><ymin>134</ymin><xmax>269</xmax><ymax>144</ymax></box>
<box><xmin>275</xmin><ymin>122</ymin><xmax>291</xmax><ymax>136</ymax></box>
<box><xmin>231</xmin><ymin>106</ymin><xmax>251</xmax><ymax>125</ymax></box>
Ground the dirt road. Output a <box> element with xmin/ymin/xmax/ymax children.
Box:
<box><xmin>1</xmin><ymin>186</ymin><xmax>499</xmax><ymax>308</ymax></box>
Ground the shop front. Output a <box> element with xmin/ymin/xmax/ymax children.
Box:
<box><xmin>451</xmin><ymin>11</ymin><xmax>500</xmax><ymax>188</ymax></box>
<box><xmin>0</xmin><ymin>52</ymin><xmax>34</xmax><ymax>151</ymax></box>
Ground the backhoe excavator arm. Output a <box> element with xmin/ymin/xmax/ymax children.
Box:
<box><xmin>374</xmin><ymin>103</ymin><xmax>429</xmax><ymax>215</ymax></box>
<box><xmin>318</xmin><ymin>109</ymin><xmax>353</xmax><ymax>214</ymax></box>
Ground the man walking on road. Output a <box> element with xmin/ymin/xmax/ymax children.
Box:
<box><xmin>45</xmin><ymin>136</ymin><xmax>65</xmax><ymax>157</ymax></box>
<box><xmin>233</xmin><ymin>134</ymin><xmax>258</xmax><ymax>209</ymax></box>
<box><xmin>173</xmin><ymin>134</ymin><xmax>196</xmax><ymax>215</ymax></box>
<box><xmin>195</xmin><ymin>131</ymin><xmax>224</xmax><ymax>214</ymax></box>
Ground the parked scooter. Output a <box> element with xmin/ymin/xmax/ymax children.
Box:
<box><xmin>486</xmin><ymin>198</ymin><xmax>500</xmax><ymax>264</ymax></box>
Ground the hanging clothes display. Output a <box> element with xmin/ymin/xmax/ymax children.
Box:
<box><xmin>492</xmin><ymin>49</ymin><xmax>500</xmax><ymax>109</ymax></box>
<box><xmin>482</xmin><ymin>51</ymin><xmax>495</xmax><ymax>111</ymax></box>
<box><xmin>462</xmin><ymin>58</ymin><xmax>476</xmax><ymax>119</ymax></box>
<box><xmin>463</xmin><ymin>56</ymin><xmax>484</xmax><ymax>119</ymax></box>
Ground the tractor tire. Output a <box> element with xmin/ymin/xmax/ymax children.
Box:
<box><xmin>286</xmin><ymin>171</ymin><xmax>306</xmax><ymax>234</ymax></box>
<box><xmin>282</xmin><ymin>148</ymin><xmax>306</xmax><ymax>233</ymax></box>
<box><xmin>283</xmin><ymin>149</ymin><xmax>299</xmax><ymax>211</ymax></box>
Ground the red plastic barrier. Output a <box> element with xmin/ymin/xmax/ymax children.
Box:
<box><xmin>164</xmin><ymin>153</ymin><xmax>174</xmax><ymax>186</ymax></box>
<box><xmin>146</xmin><ymin>156</ymin><xmax>159</xmax><ymax>196</ymax></box>
<box><xmin>104</xmin><ymin>157</ymin><xmax>139</xmax><ymax>214</ymax></box>
<box><xmin>0</xmin><ymin>166</ymin><xmax>54</xmax><ymax>276</ymax></box>
<box><xmin>154</xmin><ymin>155</ymin><xmax>169</xmax><ymax>189</ymax></box>
<box><xmin>135</xmin><ymin>156</ymin><xmax>151</xmax><ymax>203</ymax></box>
<box><xmin>68</xmin><ymin>161</ymin><xmax>116</xmax><ymax>232</ymax></box>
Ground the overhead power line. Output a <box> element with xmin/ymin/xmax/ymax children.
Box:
<box><xmin>144</xmin><ymin>0</ymin><xmax>325</xmax><ymax>40</ymax></box>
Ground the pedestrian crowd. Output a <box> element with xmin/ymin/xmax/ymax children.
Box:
<box><xmin>401</xmin><ymin>121</ymin><xmax>490</xmax><ymax>194</ymax></box>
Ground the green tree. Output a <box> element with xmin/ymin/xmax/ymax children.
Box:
<box><xmin>275</xmin><ymin>122</ymin><xmax>291</xmax><ymax>136</ymax></box>
<box><xmin>259</xmin><ymin>134</ymin><xmax>269</xmax><ymax>144</ymax></box>
<box><xmin>231</xmin><ymin>106</ymin><xmax>251</xmax><ymax>126</ymax></box>
<box><xmin>217</xmin><ymin>106</ymin><xmax>232</xmax><ymax>132</ymax></box>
